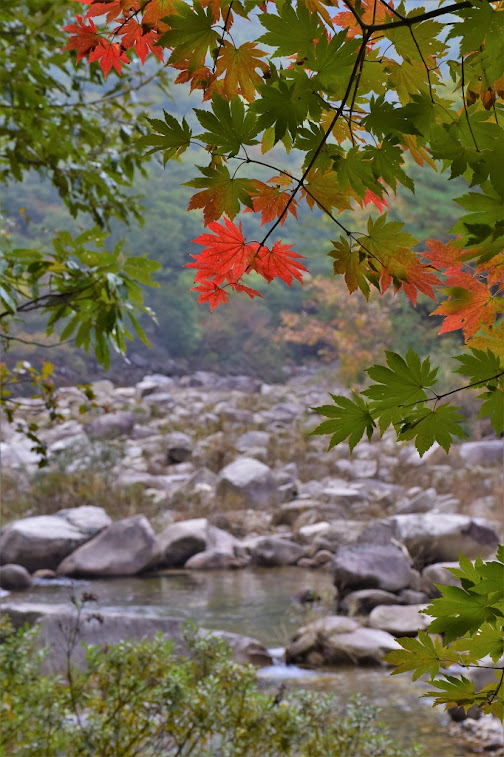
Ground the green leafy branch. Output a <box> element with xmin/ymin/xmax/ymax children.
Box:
<box><xmin>312</xmin><ymin>347</ymin><xmax>504</xmax><ymax>455</ymax></box>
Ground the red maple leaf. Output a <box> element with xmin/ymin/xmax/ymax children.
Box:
<box><xmin>421</xmin><ymin>238</ymin><xmax>466</xmax><ymax>274</ymax></box>
<box><xmin>187</xmin><ymin>217</ymin><xmax>254</xmax><ymax>283</ymax></box>
<box><xmin>88</xmin><ymin>39</ymin><xmax>130</xmax><ymax>76</ymax></box>
<box><xmin>63</xmin><ymin>16</ymin><xmax>101</xmax><ymax>62</ymax></box>
<box><xmin>380</xmin><ymin>262</ymin><xmax>440</xmax><ymax>305</ymax></box>
<box><xmin>82</xmin><ymin>0</ymin><xmax>138</xmax><ymax>23</ymax></box>
<box><xmin>363</xmin><ymin>189</ymin><xmax>389</xmax><ymax>214</ymax></box>
<box><xmin>191</xmin><ymin>280</ymin><xmax>230</xmax><ymax>310</ymax></box>
<box><xmin>118</xmin><ymin>18</ymin><xmax>164</xmax><ymax>63</ymax></box>
<box><xmin>254</xmin><ymin>241</ymin><xmax>308</xmax><ymax>286</ymax></box>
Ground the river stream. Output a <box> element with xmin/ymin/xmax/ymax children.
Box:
<box><xmin>11</xmin><ymin>567</ymin><xmax>475</xmax><ymax>756</ymax></box>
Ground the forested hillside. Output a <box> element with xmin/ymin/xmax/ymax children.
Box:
<box><xmin>1</xmin><ymin>143</ymin><xmax>464</xmax><ymax>383</ymax></box>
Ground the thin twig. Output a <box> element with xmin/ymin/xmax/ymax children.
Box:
<box><xmin>461</xmin><ymin>55</ymin><xmax>480</xmax><ymax>151</ymax></box>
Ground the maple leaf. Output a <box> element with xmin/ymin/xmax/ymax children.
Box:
<box><xmin>63</xmin><ymin>16</ymin><xmax>101</xmax><ymax>62</ymax></box>
<box><xmin>421</xmin><ymin>238</ymin><xmax>466</xmax><ymax>273</ymax></box>
<box><xmin>253</xmin><ymin>241</ymin><xmax>308</xmax><ymax>286</ymax></box>
<box><xmin>303</xmin><ymin>168</ymin><xmax>352</xmax><ymax>214</ymax></box>
<box><xmin>329</xmin><ymin>237</ymin><xmax>370</xmax><ymax>298</ymax></box>
<box><xmin>88</xmin><ymin>39</ymin><xmax>130</xmax><ymax>76</ymax></box>
<box><xmin>468</xmin><ymin>321</ymin><xmax>504</xmax><ymax>361</ymax></box>
<box><xmin>245</xmin><ymin>177</ymin><xmax>298</xmax><ymax>226</ymax></box>
<box><xmin>333</xmin><ymin>0</ymin><xmax>392</xmax><ymax>39</ymax></box>
<box><xmin>119</xmin><ymin>18</ymin><xmax>164</xmax><ymax>63</ymax></box>
<box><xmin>191</xmin><ymin>280</ymin><xmax>229</xmax><ymax>310</ymax></box>
<box><xmin>83</xmin><ymin>0</ymin><xmax>137</xmax><ymax>23</ymax></box>
<box><xmin>159</xmin><ymin>3</ymin><xmax>219</xmax><ymax>73</ymax></box>
<box><xmin>187</xmin><ymin>217</ymin><xmax>254</xmax><ymax>283</ymax></box>
<box><xmin>363</xmin><ymin>189</ymin><xmax>389</xmax><ymax>214</ymax></box>
<box><xmin>214</xmin><ymin>41</ymin><xmax>268</xmax><ymax>102</ymax></box>
<box><xmin>311</xmin><ymin>391</ymin><xmax>375</xmax><ymax>452</ymax></box>
<box><xmin>431</xmin><ymin>270</ymin><xmax>504</xmax><ymax>339</ymax></box>
<box><xmin>185</xmin><ymin>164</ymin><xmax>254</xmax><ymax>225</ymax></box>
<box><xmin>142</xmin><ymin>0</ymin><xmax>178</xmax><ymax>29</ymax></box>
<box><xmin>398</xmin><ymin>404</ymin><xmax>466</xmax><ymax>456</ymax></box>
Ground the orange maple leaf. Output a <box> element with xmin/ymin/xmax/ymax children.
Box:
<box><xmin>119</xmin><ymin>18</ymin><xmax>164</xmax><ymax>63</ymax></box>
<box><xmin>333</xmin><ymin>0</ymin><xmax>393</xmax><ymax>38</ymax></box>
<box><xmin>431</xmin><ymin>270</ymin><xmax>504</xmax><ymax>339</ymax></box>
<box><xmin>246</xmin><ymin>177</ymin><xmax>298</xmax><ymax>226</ymax></box>
<box><xmin>82</xmin><ymin>0</ymin><xmax>138</xmax><ymax>23</ymax></box>
<box><xmin>214</xmin><ymin>41</ymin><xmax>268</xmax><ymax>102</ymax></box>
<box><xmin>187</xmin><ymin>217</ymin><xmax>254</xmax><ymax>283</ymax></box>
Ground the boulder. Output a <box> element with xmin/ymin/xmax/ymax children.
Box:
<box><xmin>459</xmin><ymin>440</ymin><xmax>504</xmax><ymax>467</ymax></box>
<box><xmin>151</xmin><ymin>518</ymin><xmax>240</xmax><ymax>569</ymax></box>
<box><xmin>0</xmin><ymin>507</ymin><xmax>111</xmax><ymax>572</ymax></box>
<box><xmin>272</xmin><ymin>500</ymin><xmax>346</xmax><ymax>529</ymax></box>
<box><xmin>333</xmin><ymin>543</ymin><xmax>414</xmax><ymax>596</ymax></box>
<box><xmin>248</xmin><ymin>537</ymin><xmax>305</xmax><ymax>567</ymax></box>
<box><xmin>235</xmin><ymin>431</ymin><xmax>270</xmax><ymax>453</ymax></box>
<box><xmin>136</xmin><ymin>374</ymin><xmax>175</xmax><ymax>398</ymax></box>
<box><xmin>165</xmin><ymin>431</ymin><xmax>193</xmax><ymax>464</ymax></box>
<box><xmin>206</xmin><ymin>631</ymin><xmax>272</xmax><ymax>667</ymax></box>
<box><xmin>0</xmin><ymin>564</ymin><xmax>32</xmax><ymax>591</ymax></box>
<box><xmin>421</xmin><ymin>561</ymin><xmax>461</xmax><ymax>597</ymax></box>
<box><xmin>57</xmin><ymin>515</ymin><xmax>157</xmax><ymax>577</ymax></box>
<box><xmin>390</xmin><ymin>514</ymin><xmax>499</xmax><ymax>564</ymax></box>
<box><xmin>216</xmin><ymin>457</ymin><xmax>277</xmax><ymax>509</ymax></box>
<box><xmin>298</xmin><ymin>520</ymin><xmax>366</xmax><ymax>552</ymax></box>
<box><xmin>84</xmin><ymin>411</ymin><xmax>135</xmax><ymax>439</ymax></box>
<box><xmin>340</xmin><ymin>589</ymin><xmax>402</xmax><ymax>616</ymax></box>
<box><xmin>368</xmin><ymin>604</ymin><xmax>430</xmax><ymax>636</ymax></box>
<box><xmin>285</xmin><ymin>616</ymin><xmax>399</xmax><ymax>666</ymax></box>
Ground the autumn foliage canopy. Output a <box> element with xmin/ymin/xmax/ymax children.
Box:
<box><xmin>62</xmin><ymin>0</ymin><xmax>504</xmax><ymax>455</ymax></box>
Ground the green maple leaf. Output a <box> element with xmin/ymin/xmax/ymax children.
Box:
<box><xmin>447</xmin><ymin>0</ymin><xmax>504</xmax><ymax>58</ymax></box>
<box><xmin>386</xmin><ymin>60</ymin><xmax>429</xmax><ymax>105</ymax></box>
<box><xmin>363</xmin><ymin>95</ymin><xmax>421</xmax><ymax>139</ymax></box>
<box><xmin>137</xmin><ymin>111</ymin><xmax>192</xmax><ymax>163</ymax></box>
<box><xmin>311</xmin><ymin>391</ymin><xmax>375</xmax><ymax>452</ymax></box>
<box><xmin>385</xmin><ymin>16</ymin><xmax>447</xmax><ymax>64</ymax></box>
<box><xmin>332</xmin><ymin>147</ymin><xmax>383</xmax><ymax>199</ymax></box>
<box><xmin>453</xmin><ymin>348</ymin><xmax>503</xmax><ymax>384</ymax></box>
<box><xmin>306</xmin><ymin>31</ymin><xmax>360</xmax><ymax>99</ymax></box>
<box><xmin>160</xmin><ymin>3</ymin><xmax>219</xmax><ymax>72</ymax></box>
<box><xmin>258</xmin><ymin>3</ymin><xmax>323</xmax><ymax>58</ymax></box>
<box><xmin>195</xmin><ymin>95</ymin><xmax>260</xmax><ymax>156</ymax></box>
<box><xmin>363</xmin><ymin>349</ymin><xmax>437</xmax><ymax>432</ymax></box>
<box><xmin>452</xmin><ymin>623</ymin><xmax>504</xmax><ymax>665</ymax></box>
<box><xmin>365</xmin><ymin>139</ymin><xmax>414</xmax><ymax>193</ymax></box>
<box><xmin>477</xmin><ymin>386</ymin><xmax>504</xmax><ymax>436</ymax></box>
<box><xmin>425</xmin><ymin>583</ymin><xmax>498</xmax><ymax>641</ymax></box>
<box><xmin>252</xmin><ymin>80</ymin><xmax>312</xmax><ymax>142</ymax></box>
<box><xmin>384</xmin><ymin>631</ymin><xmax>456</xmax><ymax>681</ymax></box>
<box><xmin>398</xmin><ymin>403</ymin><xmax>466</xmax><ymax>456</ymax></box>
<box><xmin>185</xmin><ymin>164</ymin><xmax>254</xmax><ymax>224</ymax></box>
<box><xmin>425</xmin><ymin>676</ymin><xmax>476</xmax><ymax>711</ymax></box>
<box><xmin>453</xmin><ymin>185</ymin><xmax>504</xmax><ymax>237</ymax></box>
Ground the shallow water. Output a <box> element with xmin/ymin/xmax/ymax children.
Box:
<box><xmin>11</xmin><ymin>568</ymin><xmax>473</xmax><ymax>755</ymax></box>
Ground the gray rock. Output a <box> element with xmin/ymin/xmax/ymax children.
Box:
<box><xmin>286</xmin><ymin>616</ymin><xmax>399</xmax><ymax>666</ymax></box>
<box><xmin>272</xmin><ymin>500</ymin><xmax>345</xmax><ymax>529</ymax></box>
<box><xmin>216</xmin><ymin>457</ymin><xmax>277</xmax><ymax>509</ymax></box>
<box><xmin>333</xmin><ymin>544</ymin><xmax>414</xmax><ymax>596</ymax></box>
<box><xmin>340</xmin><ymin>589</ymin><xmax>401</xmax><ymax>616</ymax></box>
<box><xmin>57</xmin><ymin>515</ymin><xmax>157</xmax><ymax>577</ymax></box>
<box><xmin>335</xmin><ymin>458</ymin><xmax>378</xmax><ymax>479</ymax></box>
<box><xmin>236</xmin><ymin>431</ymin><xmax>270</xmax><ymax>453</ymax></box>
<box><xmin>136</xmin><ymin>374</ymin><xmax>175</xmax><ymax>398</ymax></box>
<box><xmin>0</xmin><ymin>507</ymin><xmax>111</xmax><ymax>572</ymax></box>
<box><xmin>368</xmin><ymin>604</ymin><xmax>430</xmax><ymax>636</ymax></box>
<box><xmin>165</xmin><ymin>431</ymin><xmax>192</xmax><ymax>464</ymax></box>
<box><xmin>396</xmin><ymin>487</ymin><xmax>438</xmax><ymax>514</ymax></box>
<box><xmin>84</xmin><ymin>411</ymin><xmax>135</xmax><ymax>440</ymax></box>
<box><xmin>421</xmin><ymin>562</ymin><xmax>461</xmax><ymax>597</ymax></box>
<box><xmin>302</xmin><ymin>520</ymin><xmax>366</xmax><ymax>552</ymax></box>
<box><xmin>0</xmin><ymin>564</ymin><xmax>32</xmax><ymax>591</ymax></box>
<box><xmin>398</xmin><ymin>589</ymin><xmax>430</xmax><ymax>605</ymax></box>
<box><xmin>390</xmin><ymin>513</ymin><xmax>499</xmax><ymax>564</ymax></box>
<box><xmin>459</xmin><ymin>440</ymin><xmax>504</xmax><ymax>466</ymax></box>
<box><xmin>151</xmin><ymin>518</ymin><xmax>209</xmax><ymax>568</ymax></box>
<box><xmin>249</xmin><ymin>537</ymin><xmax>305</xmax><ymax>567</ymax></box>
<box><xmin>185</xmin><ymin>549</ymin><xmax>247</xmax><ymax>570</ymax></box>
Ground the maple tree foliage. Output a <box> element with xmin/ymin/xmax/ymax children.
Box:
<box><xmin>62</xmin><ymin>0</ymin><xmax>504</xmax><ymax>458</ymax></box>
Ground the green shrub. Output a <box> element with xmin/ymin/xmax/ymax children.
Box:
<box><xmin>0</xmin><ymin>614</ymin><xmax>423</xmax><ymax>757</ymax></box>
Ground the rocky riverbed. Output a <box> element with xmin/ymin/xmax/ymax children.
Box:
<box><xmin>1</xmin><ymin>367</ymin><xmax>503</xmax><ymax>753</ymax></box>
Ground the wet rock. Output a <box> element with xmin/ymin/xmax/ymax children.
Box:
<box><xmin>57</xmin><ymin>515</ymin><xmax>157</xmax><ymax>577</ymax></box>
<box><xmin>216</xmin><ymin>457</ymin><xmax>277</xmax><ymax>509</ymax></box>
<box><xmin>333</xmin><ymin>543</ymin><xmax>415</xmax><ymax>596</ymax></box>
<box><xmin>0</xmin><ymin>564</ymin><xmax>32</xmax><ymax>591</ymax></box>
<box><xmin>249</xmin><ymin>537</ymin><xmax>305</xmax><ymax>567</ymax></box>
<box><xmin>84</xmin><ymin>410</ymin><xmax>135</xmax><ymax>440</ymax></box>
<box><xmin>286</xmin><ymin>616</ymin><xmax>399</xmax><ymax>666</ymax></box>
<box><xmin>368</xmin><ymin>604</ymin><xmax>430</xmax><ymax>636</ymax></box>
<box><xmin>0</xmin><ymin>507</ymin><xmax>111</xmax><ymax>572</ymax></box>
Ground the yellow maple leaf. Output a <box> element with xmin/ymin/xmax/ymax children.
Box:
<box><xmin>214</xmin><ymin>41</ymin><xmax>268</xmax><ymax>102</ymax></box>
<box><xmin>302</xmin><ymin>168</ymin><xmax>352</xmax><ymax>213</ymax></box>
